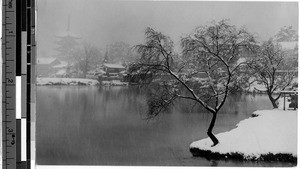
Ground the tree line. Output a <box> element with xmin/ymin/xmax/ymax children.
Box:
<box><xmin>67</xmin><ymin>41</ymin><xmax>138</xmax><ymax>78</ymax></box>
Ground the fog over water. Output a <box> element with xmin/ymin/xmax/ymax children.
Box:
<box><xmin>36</xmin><ymin>0</ymin><xmax>298</xmax><ymax>56</ymax></box>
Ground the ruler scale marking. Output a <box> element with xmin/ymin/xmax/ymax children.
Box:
<box><xmin>3</xmin><ymin>0</ymin><xmax>36</xmax><ymax>168</ymax></box>
<box><xmin>2</xmin><ymin>0</ymin><xmax>17</xmax><ymax>168</ymax></box>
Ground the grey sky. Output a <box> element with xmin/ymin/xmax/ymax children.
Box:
<box><xmin>37</xmin><ymin>0</ymin><xmax>298</xmax><ymax>56</ymax></box>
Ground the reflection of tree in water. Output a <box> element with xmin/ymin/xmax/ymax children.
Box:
<box><xmin>153</xmin><ymin>89</ymin><xmax>245</xmax><ymax>116</ymax></box>
<box><xmin>79</xmin><ymin>92</ymin><xmax>89</xmax><ymax>123</ymax></box>
<box><xmin>219</xmin><ymin>94</ymin><xmax>243</xmax><ymax>115</ymax></box>
<box><xmin>97</xmin><ymin>86</ymin><xmax>147</xmax><ymax>118</ymax></box>
<box><xmin>69</xmin><ymin>86</ymin><xmax>271</xmax><ymax>125</ymax></box>
<box><xmin>142</xmin><ymin>83</ymin><xmax>246</xmax><ymax>117</ymax></box>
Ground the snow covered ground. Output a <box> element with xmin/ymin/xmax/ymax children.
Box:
<box><xmin>37</xmin><ymin>78</ymin><xmax>99</xmax><ymax>86</ymax></box>
<box><xmin>246</xmin><ymin>77</ymin><xmax>298</xmax><ymax>94</ymax></box>
<box><xmin>37</xmin><ymin>78</ymin><xmax>130</xmax><ymax>86</ymax></box>
<box><xmin>190</xmin><ymin>109</ymin><xmax>297</xmax><ymax>161</ymax></box>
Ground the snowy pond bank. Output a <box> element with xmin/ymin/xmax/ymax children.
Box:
<box><xmin>190</xmin><ymin>109</ymin><xmax>297</xmax><ymax>162</ymax></box>
<box><xmin>37</xmin><ymin>78</ymin><xmax>100</xmax><ymax>86</ymax></box>
<box><xmin>37</xmin><ymin>78</ymin><xmax>129</xmax><ymax>86</ymax></box>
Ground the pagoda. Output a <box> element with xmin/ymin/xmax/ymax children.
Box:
<box><xmin>54</xmin><ymin>16</ymin><xmax>80</xmax><ymax>61</ymax></box>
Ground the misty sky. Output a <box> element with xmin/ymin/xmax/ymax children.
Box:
<box><xmin>36</xmin><ymin>0</ymin><xmax>298</xmax><ymax>57</ymax></box>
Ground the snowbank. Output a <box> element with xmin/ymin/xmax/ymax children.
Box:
<box><xmin>37</xmin><ymin>78</ymin><xmax>99</xmax><ymax>86</ymax></box>
<box><xmin>190</xmin><ymin>109</ymin><xmax>297</xmax><ymax>162</ymax></box>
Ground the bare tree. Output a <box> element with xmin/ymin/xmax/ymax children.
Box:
<box><xmin>72</xmin><ymin>43</ymin><xmax>102</xmax><ymax>78</ymax></box>
<box><xmin>130</xmin><ymin>20</ymin><xmax>255</xmax><ymax>146</ymax></box>
<box><xmin>248</xmin><ymin>40</ymin><xmax>297</xmax><ymax>108</ymax></box>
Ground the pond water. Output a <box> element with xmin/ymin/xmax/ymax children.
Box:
<box><xmin>36</xmin><ymin>86</ymin><xmax>295</xmax><ymax>167</ymax></box>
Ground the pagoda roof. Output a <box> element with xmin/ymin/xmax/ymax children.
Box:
<box><xmin>56</xmin><ymin>31</ymin><xmax>80</xmax><ymax>38</ymax></box>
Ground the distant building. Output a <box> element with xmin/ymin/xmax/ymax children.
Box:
<box><xmin>55</xmin><ymin>16</ymin><xmax>80</xmax><ymax>61</ymax></box>
<box><xmin>37</xmin><ymin>58</ymin><xmax>61</xmax><ymax>77</ymax></box>
<box><xmin>103</xmin><ymin>63</ymin><xmax>125</xmax><ymax>74</ymax></box>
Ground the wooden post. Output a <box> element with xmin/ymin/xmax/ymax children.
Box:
<box><xmin>294</xmin><ymin>94</ymin><xmax>296</xmax><ymax>110</ymax></box>
<box><xmin>293</xmin><ymin>93</ymin><xmax>297</xmax><ymax>110</ymax></box>
<box><xmin>283</xmin><ymin>94</ymin><xmax>286</xmax><ymax>111</ymax></box>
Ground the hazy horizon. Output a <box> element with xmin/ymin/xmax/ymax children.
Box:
<box><xmin>37</xmin><ymin>0</ymin><xmax>298</xmax><ymax>57</ymax></box>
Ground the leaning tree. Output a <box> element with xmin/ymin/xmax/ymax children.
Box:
<box><xmin>130</xmin><ymin>20</ymin><xmax>255</xmax><ymax>146</ymax></box>
<box><xmin>248</xmin><ymin>40</ymin><xmax>297</xmax><ymax>108</ymax></box>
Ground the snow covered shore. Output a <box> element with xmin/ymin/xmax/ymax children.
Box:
<box><xmin>190</xmin><ymin>109</ymin><xmax>297</xmax><ymax>162</ymax></box>
<box><xmin>37</xmin><ymin>78</ymin><xmax>99</xmax><ymax>86</ymax></box>
<box><xmin>37</xmin><ymin>78</ymin><xmax>130</xmax><ymax>86</ymax></box>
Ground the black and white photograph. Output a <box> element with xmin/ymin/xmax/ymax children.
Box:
<box><xmin>35</xmin><ymin>0</ymin><xmax>298</xmax><ymax>167</ymax></box>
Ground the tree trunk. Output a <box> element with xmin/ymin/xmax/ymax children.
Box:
<box><xmin>267</xmin><ymin>92</ymin><xmax>278</xmax><ymax>108</ymax></box>
<box><xmin>270</xmin><ymin>99</ymin><xmax>278</xmax><ymax>108</ymax></box>
<box><xmin>83</xmin><ymin>64</ymin><xmax>88</xmax><ymax>78</ymax></box>
<box><xmin>207</xmin><ymin>112</ymin><xmax>219</xmax><ymax>147</ymax></box>
<box><xmin>83</xmin><ymin>70</ymin><xmax>87</xmax><ymax>78</ymax></box>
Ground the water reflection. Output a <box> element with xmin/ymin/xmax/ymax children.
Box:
<box><xmin>37</xmin><ymin>86</ymin><xmax>292</xmax><ymax>166</ymax></box>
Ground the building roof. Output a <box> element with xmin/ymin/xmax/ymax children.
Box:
<box><xmin>56</xmin><ymin>69</ymin><xmax>67</xmax><ymax>75</ymax></box>
<box><xmin>103</xmin><ymin>63</ymin><xmax>125</xmax><ymax>69</ymax></box>
<box><xmin>236</xmin><ymin>57</ymin><xmax>247</xmax><ymax>65</ymax></box>
<box><xmin>37</xmin><ymin>58</ymin><xmax>60</xmax><ymax>65</ymax></box>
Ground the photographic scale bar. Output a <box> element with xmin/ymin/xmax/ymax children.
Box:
<box><xmin>2</xmin><ymin>0</ymin><xmax>36</xmax><ymax>169</ymax></box>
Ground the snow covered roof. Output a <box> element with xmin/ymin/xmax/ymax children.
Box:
<box><xmin>37</xmin><ymin>58</ymin><xmax>60</xmax><ymax>65</ymax></box>
<box><xmin>55</xmin><ymin>69</ymin><xmax>67</xmax><ymax>75</ymax></box>
<box><xmin>97</xmin><ymin>70</ymin><xmax>106</xmax><ymax>74</ymax></box>
<box><xmin>236</xmin><ymin>57</ymin><xmax>247</xmax><ymax>65</ymax></box>
<box><xmin>278</xmin><ymin>41</ymin><xmax>297</xmax><ymax>50</ymax></box>
<box><xmin>103</xmin><ymin>63</ymin><xmax>125</xmax><ymax>69</ymax></box>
